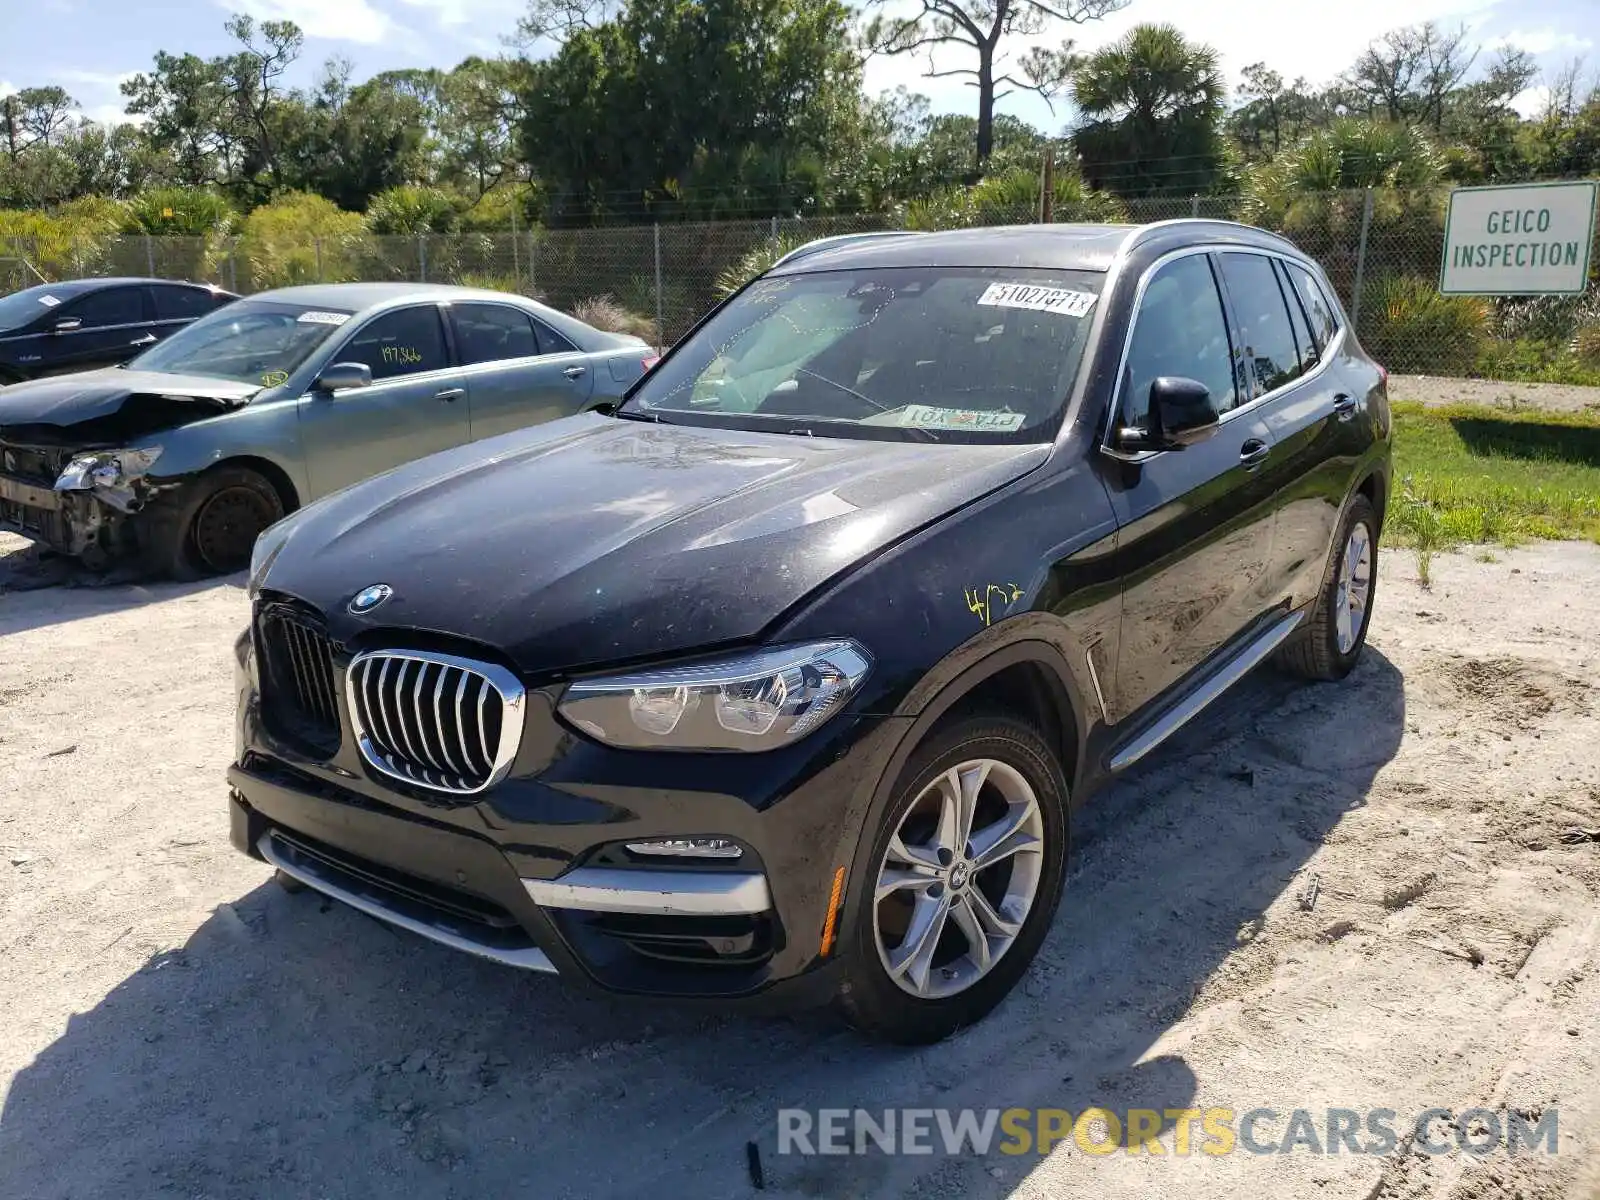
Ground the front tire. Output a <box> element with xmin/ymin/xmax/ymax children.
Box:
<box><xmin>837</xmin><ymin>714</ymin><xmax>1069</xmax><ymax>1044</ymax></box>
<box><xmin>140</xmin><ymin>465</ymin><xmax>285</xmax><ymax>580</ymax></box>
<box><xmin>1277</xmin><ymin>494</ymin><xmax>1377</xmax><ymax>681</ymax></box>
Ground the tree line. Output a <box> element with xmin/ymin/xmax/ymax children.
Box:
<box><xmin>2</xmin><ymin>1</ymin><xmax>1599</xmax><ymax>235</ymax></box>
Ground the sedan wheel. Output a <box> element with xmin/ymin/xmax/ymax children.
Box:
<box><xmin>1334</xmin><ymin>521</ymin><xmax>1373</xmax><ymax>655</ymax></box>
<box><xmin>193</xmin><ymin>484</ymin><xmax>282</xmax><ymax>574</ymax></box>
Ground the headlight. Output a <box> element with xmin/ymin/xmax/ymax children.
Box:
<box><xmin>558</xmin><ymin>640</ymin><xmax>871</xmax><ymax>751</ymax></box>
<box><xmin>54</xmin><ymin>447</ymin><xmax>162</xmax><ymax>492</ymax></box>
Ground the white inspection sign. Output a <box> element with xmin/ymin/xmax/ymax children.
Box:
<box><xmin>1440</xmin><ymin>181</ymin><xmax>1598</xmax><ymax>295</ymax></box>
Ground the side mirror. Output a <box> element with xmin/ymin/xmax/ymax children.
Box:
<box><xmin>315</xmin><ymin>362</ymin><xmax>372</xmax><ymax>393</ymax></box>
<box><xmin>1116</xmin><ymin>376</ymin><xmax>1220</xmax><ymax>451</ymax></box>
<box><xmin>53</xmin><ymin>317</ymin><xmax>82</xmax><ymax>334</ymax></box>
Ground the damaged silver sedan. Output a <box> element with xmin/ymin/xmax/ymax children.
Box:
<box><xmin>0</xmin><ymin>282</ymin><xmax>655</xmax><ymax>576</ymax></box>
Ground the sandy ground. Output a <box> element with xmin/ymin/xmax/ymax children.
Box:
<box><xmin>1</xmin><ymin>531</ymin><xmax>1599</xmax><ymax>1200</ymax></box>
<box><xmin>1390</xmin><ymin>374</ymin><xmax>1600</xmax><ymax>414</ymax></box>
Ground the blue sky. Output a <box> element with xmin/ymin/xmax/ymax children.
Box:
<box><xmin>1</xmin><ymin>0</ymin><xmax>1597</xmax><ymax>131</ymax></box>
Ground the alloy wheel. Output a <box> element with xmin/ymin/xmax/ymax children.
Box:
<box><xmin>873</xmin><ymin>757</ymin><xmax>1045</xmax><ymax>999</ymax></box>
<box><xmin>1334</xmin><ymin>520</ymin><xmax>1373</xmax><ymax>655</ymax></box>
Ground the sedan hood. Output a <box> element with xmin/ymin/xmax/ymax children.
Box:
<box><xmin>0</xmin><ymin>369</ymin><xmax>258</xmax><ymax>444</ymax></box>
<box><xmin>266</xmin><ymin>414</ymin><xmax>1049</xmax><ymax>676</ymax></box>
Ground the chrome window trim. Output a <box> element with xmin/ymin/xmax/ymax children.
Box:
<box><xmin>345</xmin><ymin>647</ymin><xmax>527</xmax><ymax>796</ymax></box>
<box><xmin>1097</xmin><ymin>242</ymin><xmax>1348</xmax><ymax>464</ymax></box>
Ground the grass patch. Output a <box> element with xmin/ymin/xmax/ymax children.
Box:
<box><xmin>1387</xmin><ymin>402</ymin><xmax>1600</xmax><ymax>564</ymax></box>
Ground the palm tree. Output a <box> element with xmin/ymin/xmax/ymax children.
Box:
<box><xmin>1070</xmin><ymin>24</ymin><xmax>1227</xmax><ymax>196</ymax></box>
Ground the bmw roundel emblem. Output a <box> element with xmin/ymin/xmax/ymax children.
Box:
<box><xmin>349</xmin><ymin>584</ymin><xmax>393</xmax><ymax>615</ymax></box>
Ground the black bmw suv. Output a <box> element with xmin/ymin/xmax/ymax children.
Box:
<box><xmin>231</xmin><ymin>220</ymin><xmax>1390</xmax><ymax>1043</ymax></box>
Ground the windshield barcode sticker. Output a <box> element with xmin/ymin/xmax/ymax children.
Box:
<box><xmin>900</xmin><ymin>405</ymin><xmax>1026</xmax><ymax>432</ymax></box>
<box><xmin>37</xmin><ymin>295</ymin><xmax>60</xmax><ymax>307</ymax></box>
<box><xmin>977</xmin><ymin>283</ymin><xmax>1096</xmax><ymax>317</ymax></box>
<box><xmin>297</xmin><ymin>310</ymin><xmax>350</xmax><ymax>325</ymax></box>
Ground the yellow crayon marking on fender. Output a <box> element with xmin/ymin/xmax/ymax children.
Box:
<box><xmin>964</xmin><ymin>583</ymin><xmax>1023</xmax><ymax>627</ymax></box>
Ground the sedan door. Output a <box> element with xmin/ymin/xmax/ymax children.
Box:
<box><xmin>40</xmin><ymin>285</ymin><xmax>153</xmax><ymax>373</ymax></box>
<box><xmin>1099</xmin><ymin>251</ymin><xmax>1280</xmax><ymax>720</ymax></box>
<box><xmin>296</xmin><ymin>304</ymin><xmax>472</xmax><ymax>498</ymax></box>
<box><xmin>448</xmin><ymin>302</ymin><xmax>595</xmax><ymax>442</ymax></box>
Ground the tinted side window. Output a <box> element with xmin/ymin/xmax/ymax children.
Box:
<box><xmin>63</xmin><ymin>287</ymin><xmax>146</xmax><ymax>328</ymax></box>
<box><xmin>1273</xmin><ymin>260</ymin><xmax>1317</xmax><ymax>372</ymax></box>
<box><xmin>1287</xmin><ymin>262</ymin><xmax>1339</xmax><ymax>354</ymax></box>
<box><xmin>534</xmin><ymin>320</ymin><xmax>576</xmax><ymax>355</ymax></box>
<box><xmin>153</xmin><ymin>285</ymin><xmax>219</xmax><ymax>321</ymax></box>
<box><xmin>452</xmin><ymin>303</ymin><xmax>540</xmax><ymax>365</ymax></box>
<box><xmin>1123</xmin><ymin>254</ymin><xmax>1238</xmax><ymax>425</ymax></box>
<box><xmin>342</xmin><ymin>307</ymin><xmax>449</xmax><ymax>380</ymax></box>
<box><xmin>1218</xmin><ymin>253</ymin><xmax>1303</xmax><ymax>396</ymax></box>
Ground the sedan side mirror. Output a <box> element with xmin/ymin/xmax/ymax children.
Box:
<box><xmin>315</xmin><ymin>362</ymin><xmax>373</xmax><ymax>393</ymax></box>
<box><xmin>53</xmin><ymin>317</ymin><xmax>82</xmax><ymax>334</ymax></box>
<box><xmin>1116</xmin><ymin>376</ymin><xmax>1220</xmax><ymax>452</ymax></box>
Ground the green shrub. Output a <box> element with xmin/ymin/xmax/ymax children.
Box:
<box><xmin>124</xmin><ymin>188</ymin><xmax>234</xmax><ymax>237</ymax></box>
<box><xmin>1361</xmin><ymin>275</ymin><xmax>1489</xmax><ymax>375</ymax></box>
<box><xmin>1473</xmin><ymin>337</ymin><xmax>1600</xmax><ymax>387</ymax></box>
<box><xmin>365</xmin><ymin>186</ymin><xmax>461</xmax><ymax>235</ymax></box>
<box><xmin>238</xmin><ymin>192</ymin><xmax>370</xmax><ymax>289</ymax></box>
<box><xmin>712</xmin><ymin>232</ymin><xmax>811</xmax><ymax>299</ymax></box>
<box><xmin>1573</xmin><ymin>322</ymin><xmax>1600</xmax><ymax>369</ymax></box>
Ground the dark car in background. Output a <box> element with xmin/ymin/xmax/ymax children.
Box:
<box><xmin>0</xmin><ymin>282</ymin><xmax>654</xmax><ymax>575</ymax></box>
<box><xmin>231</xmin><ymin>220</ymin><xmax>1390</xmax><ymax>1043</ymax></box>
<box><xmin>0</xmin><ymin>278</ymin><xmax>238</xmax><ymax>383</ymax></box>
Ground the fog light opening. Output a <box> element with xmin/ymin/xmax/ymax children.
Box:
<box><xmin>624</xmin><ymin>837</ymin><xmax>744</xmax><ymax>860</ymax></box>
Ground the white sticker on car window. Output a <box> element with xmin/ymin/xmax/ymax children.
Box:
<box><xmin>297</xmin><ymin>310</ymin><xmax>350</xmax><ymax>325</ymax></box>
<box><xmin>976</xmin><ymin>283</ymin><xmax>1096</xmax><ymax>318</ymax></box>
<box><xmin>37</xmin><ymin>294</ymin><xmax>60</xmax><ymax>307</ymax></box>
<box><xmin>899</xmin><ymin>405</ymin><xmax>1026</xmax><ymax>432</ymax></box>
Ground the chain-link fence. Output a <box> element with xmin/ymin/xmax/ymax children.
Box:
<box><xmin>5</xmin><ymin>186</ymin><xmax>1599</xmax><ymax>381</ymax></box>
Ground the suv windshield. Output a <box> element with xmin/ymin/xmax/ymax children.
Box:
<box><xmin>624</xmin><ymin>266</ymin><xmax>1103</xmax><ymax>443</ymax></box>
<box><xmin>128</xmin><ymin>300</ymin><xmax>355</xmax><ymax>387</ymax></box>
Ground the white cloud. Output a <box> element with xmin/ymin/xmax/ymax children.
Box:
<box><xmin>1511</xmin><ymin>83</ymin><xmax>1552</xmax><ymax>117</ymax></box>
<box><xmin>222</xmin><ymin>0</ymin><xmax>401</xmax><ymax>45</ymax></box>
<box><xmin>393</xmin><ymin>0</ymin><xmax>523</xmax><ymax>27</ymax></box>
<box><xmin>55</xmin><ymin>69</ymin><xmax>138</xmax><ymax>89</ymax></box>
<box><xmin>865</xmin><ymin>0</ymin><xmax>1506</xmax><ymax>124</ymax></box>
<box><xmin>0</xmin><ymin>81</ymin><xmax>17</xmax><ymax>99</ymax></box>
<box><xmin>1489</xmin><ymin>28</ymin><xmax>1594</xmax><ymax>56</ymax></box>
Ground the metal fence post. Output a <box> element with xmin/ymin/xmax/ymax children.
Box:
<box><xmin>229</xmin><ymin>247</ymin><xmax>238</xmax><ymax>293</ymax></box>
<box><xmin>653</xmin><ymin>223</ymin><xmax>665</xmax><ymax>352</ymax></box>
<box><xmin>528</xmin><ymin>230</ymin><xmax>538</xmax><ymax>296</ymax></box>
<box><xmin>770</xmin><ymin>215</ymin><xmax>778</xmax><ymax>241</ymax></box>
<box><xmin>418</xmin><ymin>234</ymin><xmax>428</xmax><ymax>283</ymax></box>
<box><xmin>144</xmin><ymin>234</ymin><xmax>155</xmax><ymax>276</ymax></box>
<box><xmin>1191</xmin><ymin>195</ymin><xmax>1200</xmax><ymax>218</ymax></box>
<box><xmin>1351</xmin><ymin>187</ymin><xmax>1375</xmax><ymax>331</ymax></box>
<box><xmin>314</xmin><ymin>238</ymin><xmax>324</xmax><ymax>283</ymax></box>
<box><xmin>511</xmin><ymin>210</ymin><xmax>521</xmax><ymax>294</ymax></box>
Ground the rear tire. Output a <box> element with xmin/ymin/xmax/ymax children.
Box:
<box><xmin>1277</xmin><ymin>494</ymin><xmax>1377</xmax><ymax>681</ymax></box>
<box><xmin>140</xmin><ymin>465</ymin><xmax>285</xmax><ymax>581</ymax></box>
<box><xmin>273</xmin><ymin>868</ymin><xmax>308</xmax><ymax>895</ymax></box>
<box><xmin>836</xmin><ymin>714</ymin><xmax>1069</xmax><ymax>1044</ymax></box>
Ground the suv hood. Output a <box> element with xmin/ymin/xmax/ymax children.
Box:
<box><xmin>266</xmin><ymin>414</ymin><xmax>1049</xmax><ymax>676</ymax></box>
<box><xmin>0</xmin><ymin>369</ymin><xmax>258</xmax><ymax>445</ymax></box>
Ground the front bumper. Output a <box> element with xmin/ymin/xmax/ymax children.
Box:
<box><xmin>230</xmin><ymin>626</ymin><xmax>911</xmax><ymax>1007</ymax></box>
<box><xmin>0</xmin><ymin>470</ymin><xmax>136</xmax><ymax>561</ymax></box>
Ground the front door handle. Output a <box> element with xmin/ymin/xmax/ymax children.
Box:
<box><xmin>129</xmin><ymin>333</ymin><xmax>158</xmax><ymax>347</ymax></box>
<box><xmin>1332</xmin><ymin>393</ymin><xmax>1358</xmax><ymax>421</ymax></box>
<box><xmin>562</xmin><ymin>365</ymin><xmax>587</xmax><ymax>380</ymax></box>
<box><xmin>435</xmin><ymin>387</ymin><xmax>465</xmax><ymax>403</ymax></box>
<box><xmin>1239</xmin><ymin>439</ymin><xmax>1271</xmax><ymax>470</ymax></box>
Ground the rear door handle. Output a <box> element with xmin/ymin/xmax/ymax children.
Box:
<box><xmin>1239</xmin><ymin>439</ymin><xmax>1271</xmax><ymax>469</ymax></box>
<box><xmin>129</xmin><ymin>333</ymin><xmax>158</xmax><ymax>347</ymax></box>
<box><xmin>1332</xmin><ymin>393</ymin><xmax>1358</xmax><ymax>421</ymax></box>
<box><xmin>562</xmin><ymin>365</ymin><xmax>587</xmax><ymax>380</ymax></box>
<box><xmin>435</xmin><ymin>387</ymin><xmax>465</xmax><ymax>403</ymax></box>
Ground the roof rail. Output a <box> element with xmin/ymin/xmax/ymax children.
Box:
<box><xmin>769</xmin><ymin>230</ymin><xmax>924</xmax><ymax>270</ymax></box>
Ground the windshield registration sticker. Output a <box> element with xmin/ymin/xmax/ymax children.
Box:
<box><xmin>977</xmin><ymin>282</ymin><xmax>1096</xmax><ymax>318</ymax></box>
<box><xmin>899</xmin><ymin>405</ymin><xmax>1026</xmax><ymax>432</ymax></box>
<box><xmin>297</xmin><ymin>310</ymin><xmax>350</xmax><ymax>326</ymax></box>
<box><xmin>37</xmin><ymin>294</ymin><xmax>60</xmax><ymax>307</ymax></box>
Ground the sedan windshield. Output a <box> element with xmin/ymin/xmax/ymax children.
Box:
<box><xmin>624</xmin><ymin>266</ymin><xmax>1103</xmax><ymax>443</ymax></box>
<box><xmin>128</xmin><ymin>300</ymin><xmax>355</xmax><ymax>386</ymax></box>
<box><xmin>0</xmin><ymin>283</ymin><xmax>86</xmax><ymax>331</ymax></box>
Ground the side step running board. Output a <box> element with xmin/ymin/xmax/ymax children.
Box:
<box><xmin>1107</xmin><ymin>609</ymin><xmax>1305</xmax><ymax>773</ymax></box>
